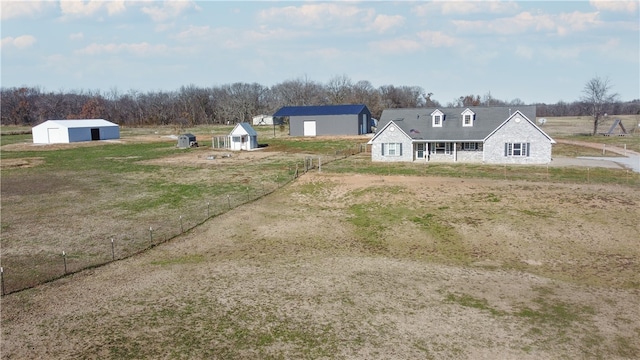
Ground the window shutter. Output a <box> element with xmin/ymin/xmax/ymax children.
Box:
<box><xmin>399</xmin><ymin>143</ymin><xmax>403</xmax><ymax>156</ymax></box>
<box><xmin>504</xmin><ymin>143</ymin><xmax>508</xmax><ymax>156</ymax></box>
<box><xmin>526</xmin><ymin>143</ymin><xmax>530</xmax><ymax>157</ymax></box>
<box><xmin>381</xmin><ymin>143</ymin><xmax>385</xmax><ymax>156</ymax></box>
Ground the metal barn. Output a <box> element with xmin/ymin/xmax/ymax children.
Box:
<box><xmin>273</xmin><ymin>104</ymin><xmax>372</xmax><ymax>137</ymax></box>
<box><xmin>32</xmin><ymin>119</ymin><xmax>120</xmax><ymax>144</ymax></box>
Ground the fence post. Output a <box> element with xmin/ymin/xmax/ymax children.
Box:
<box><xmin>111</xmin><ymin>238</ymin><xmax>115</xmax><ymax>261</ymax></box>
<box><xmin>62</xmin><ymin>251</ymin><xmax>67</xmax><ymax>274</ymax></box>
<box><xmin>149</xmin><ymin>227</ymin><xmax>153</xmax><ymax>243</ymax></box>
<box><xmin>180</xmin><ymin>215</ymin><xmax>184</xmax><ymax>233</ymax></box>
<box><xmin>207</xmin><ymin>202</ymin><xmax>210</xmax><ymax>217</ymax></box>
<box><xmin>227</xmin><ymin>195</ymin><xmax>231</xmax><ymax>209</ymax></box>
<box><xmin>1</xmin><ymin>267</ymin><xmax>5</xmax><ymax>296</ymax></box>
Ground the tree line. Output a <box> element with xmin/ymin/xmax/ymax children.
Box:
<box><xmin>2</xmin><ymin>75</ymin><xmax>638</xmax><ymax>127</ymax></box>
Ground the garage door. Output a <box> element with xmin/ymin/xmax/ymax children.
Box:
<box><xmin>303</xmin><ymin>121</ymin><xmax>316</xmax><ymax>136</ymax></box>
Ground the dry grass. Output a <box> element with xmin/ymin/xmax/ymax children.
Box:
<box><xmin>2</xmin><ymin>173</ymin><xmax>639</xmax><ymax>359</ymax></box>
<box><xmin>1</xmin><ymin>119</ymin><xmax>640</xmax><ymax>359</ymax></box>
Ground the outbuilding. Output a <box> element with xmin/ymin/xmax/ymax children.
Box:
<box><xmin>229</xmin><ymin>123</ymin><xmax>258</xmax><ymax>151</ymax></box>
<box><xmin>177</xmin><ymin>133</ymin><xmax>198</xmax><ymax>148</ymax></box>
<box><xmin>252</xmin><ymin>114</ymin><xmax>275</xmax><ymax>126</ymax></box>
<box><xmin>273</xmin><ymin>104</ymin><xmax>372</xmax><ymax>137</ymax></box>
<box><xmin>32</xmin><ymin>119</ymin><xmax>120</xmax><ymax>144</ymax></box>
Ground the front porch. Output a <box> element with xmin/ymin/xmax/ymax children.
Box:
<box><xmin>412</xmin><ymin>141</ymin><xmax>484</xmax><ymax>163</ymax></box>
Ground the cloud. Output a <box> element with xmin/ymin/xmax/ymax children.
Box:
<box><xmin>258</xmin><ymin>3</ymin><xmax>374</xmax><ymax>29</ymax></box>
<box><xmin>141</xmin><ymin>0</ymin><xmax>200</xmax><ymax>23</ymax></box>
<box><xmin>369</xmin><ymin>38</ymin><xmax>422</xmax><ymax>54</ymax></box>
<box><xmin>440</xmin><ymin>1</ymin><xmax>519</xmax><ymax>15</ymax></box>
<box><xmin>59</xmin><ymin>0</ymin><xmax>126</xmax><ymax>18</ymax></box>
<box><xmin>371</xmin><ymin>14</ymin><xmax>405</xmax><ymax>33</ymax></box>
<box><xmin>452</xmin><ymin>11</ymin><xmax>601</xmax><ymax>36</ymax></box>
<box><xmin>416</xmin><ymin>31</ymin><xmax>458</xmax><ymax>47</ymax></box>
<box><xmin>590</xmin><ymin>0</ymin><xmax>638</xmax><ymax>12</ymax></box>
<box><xmin>172</xmin><ymin>25</ymin><xmax>248</xmax><ymax>50</ymax></box>
<box><xmin>75</xmin><ymin>42</ymin><xmax>169</xmax><ymax>56</ymax></box>
<box><xmin>173</xmin><ymin>25</ymin><xmax>212</xmax><ymax>41</ymax></box>
<box><xmin>0</xmin><ymin>1</ymin><xmax>52</xmax><ymax>20</ymax></box>
<box><xmin>1</xmin><ymin>35</ymin><xmax>37</xmax><ymax>49</ymax></box>
<box><xmin>413</xmin><ymin>1</ymin><xmax>519</xmax><ymax>16</ymax></box>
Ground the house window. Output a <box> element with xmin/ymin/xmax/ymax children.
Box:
<box><xmin>431</xmin><ymin>142</ymin><xmax>451</xmax><ymax>154</ymax></box>
<box><xmin>382</xmin><ymin>143</ymin><xmax>403</xmax><ymax>156</ymax></box>
<box><xmin>505</xmin><ymin>142</ymin><xmax>530</xmax><ymax>157</ymax></box>
<box><xmin>232</xmin><ymin>136</ymin><xmax>241</xmax><ymax>142</ymax></box>
<box><xmin>462</xmin><ymin>142</ymin><xmax>478</xmax><ymax>151</ymax></box>
<box><xmin>431</xmin><ymin>109</ymin><xmax>444</xmax><ymax>127</ymax></box>
<box><xmin>461</xmin><ymin>109</ymin><xmax>475</xmax><ymax>127</ymax></box>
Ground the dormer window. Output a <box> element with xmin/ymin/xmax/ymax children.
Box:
<box><xmin>461</xmin><ymin>108</ymin><xmax>475</xmax><ymax>127</ymax></box>
<box><xmin>431</xmin><ymin>109</ymin><xmax>444</xmax><ymax>127</ymax></box>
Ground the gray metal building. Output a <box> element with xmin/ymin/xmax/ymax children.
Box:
<box><xmin>273</xmin><ymin>104</ymin><xmax>372</xmax><ymax>136</ymax></box>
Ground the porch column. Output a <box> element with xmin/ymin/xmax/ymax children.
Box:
<box><xmin>454</xmin><ymin>142</ymin><xmax>457</xmax><ymax>162</ymax></box>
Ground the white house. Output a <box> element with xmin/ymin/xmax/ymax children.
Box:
<box><xmin>229</xmin><ymin>123</ymin><xmax>258</xmax><ymax>151</ymax></box>
<box><xmin>32</xmin><ymin>119</ymin><xmax>120</xmax><ymax>144</ymax></box>
<box><xmin>252</xmin><ymin>114</ymin><xmax>275</xmax><ymax>126</ymax></box>
<box><xmin>368</xmin><ymin>106</ymin><xmax>555</xmax><ymax>164</ymax></box>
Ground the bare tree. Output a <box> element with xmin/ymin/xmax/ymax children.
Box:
<box><xmin>581</xmin><ymin>76</ymin><xmax>618</xmax><ymax>135</ymax></box>
<box><xmin>326</xmin><ymin>74</ymin><xmax>353</xmax><ymax>104</ymax></box>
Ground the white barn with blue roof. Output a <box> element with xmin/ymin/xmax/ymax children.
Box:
<box><xmin>273</xmin><ymin>104</ymin><xmax>372</xmax><ymax>136</ymax></box>
<box><xmin>368</xmin><ymin>106</ymin><xmax>555</xmax><ymax>164</ymax></box>
<box><xmin>32</xmin><ymin>119</ymin><xmax>120</xmax><ymax>144</ymax></box>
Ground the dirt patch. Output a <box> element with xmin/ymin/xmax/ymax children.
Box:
<box><xmin>140</xmin><ymin>148</ymin><xmax>281</xmax><ymax>166</ymax></box>
<box><xmin>0</xmin><ymin>157</ymin><xmax>45</xmax><ymax>169</ymax></box>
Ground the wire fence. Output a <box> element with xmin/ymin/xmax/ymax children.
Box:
<box><xmin>0</xmin><ymin>147</ymin><xmax>366</xmax><ymax>296</ymax></box>
<box><xmin>5</xmin><ymin>143</ymin><xmax>635</xmax><ymax>296</ymax></box>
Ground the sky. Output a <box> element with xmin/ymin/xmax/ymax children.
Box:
<box><xmin>1</xmin><ymin>0</ymin><xmax>639</xmax><ymax>105</ymax></box>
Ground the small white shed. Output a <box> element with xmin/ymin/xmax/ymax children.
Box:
<box><xmin>32</xmin><ymin>119</ymin><xmax>120</xmax><ymax>144</ymax></box>
<box><xmin>252</xmin><ymin>114</ymin><xmax>274</xmax><ymax>126</ymax></box>
<box><xmin>229</xmin><ymin>123</ymin><xmax>258</xmax><ymax>151</ymax></box>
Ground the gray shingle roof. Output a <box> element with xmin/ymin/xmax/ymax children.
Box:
<box><xmin>378</xmin><ymin>106</ymin><xmax>536</xmax><ymax>141</ymax></box>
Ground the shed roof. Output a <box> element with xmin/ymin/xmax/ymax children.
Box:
<box><xmin>273</xmin><ymin>104</ymin><xmax>369</xmax><ymax>117</ymax></box>
<box><xmin>377</xmin><ymin>106</ymin><xmax>537</xmax><ymax>141</ymax></box>
<box><xmin>35</xmin><ymin>119</ymin><xmax>118</xmax><ymax>128</ymax></box>
<box><xmin>231</xmin><ymin>123</ymin><xmax>258</xmax><ymax>136</ymax></box>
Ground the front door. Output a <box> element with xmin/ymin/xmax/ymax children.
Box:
<box><xmin>415</xmin><ymin>143</ymin><xmax>426</xmax><ymax>159</ymax></box>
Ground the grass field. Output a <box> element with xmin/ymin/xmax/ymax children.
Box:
<box><xmin>1</xmin><ymin>116</ymin><xmax>639</xmax><ymax>359</ymax></box>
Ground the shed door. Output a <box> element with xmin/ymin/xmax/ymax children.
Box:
<box><xmin>303</xmin><ymin>121</ymin><xmax>316</xmax><ymax>136</ymax></box>
<box><xmin>91</xmin><ymin>128</ymin><xmax>100</xmax><ymax>140</ymax></box>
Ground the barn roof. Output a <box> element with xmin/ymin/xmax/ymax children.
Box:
<box><xmin>36</xmin><ymin>119</ymin><xmax>118</xmax><ymax>128</ymax></box>
<box><xmin>273</xmin><ymin>104</ymin><xmax>369</xmax><ymax>117</ymax></box>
